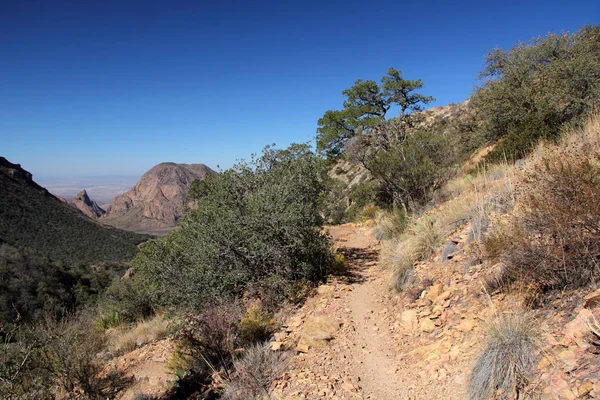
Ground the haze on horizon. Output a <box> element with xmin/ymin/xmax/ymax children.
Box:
<box><xmin>2</xmin><ymin>0</ymin><xmax>598</xmax><ymax>180</ymax></box>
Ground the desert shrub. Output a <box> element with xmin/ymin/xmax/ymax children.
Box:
<box><xmin>376</xmin><ymin>209</ymin><xmax>410</xmax><ymax>240</ymax></box>
<box><xmin>135</xmin><ymin>144</ymin><xmax>333</xmax><ymax>311</ymax></box>
<box><xmin>238</xmin><ymin>303</ymin><xmax>276</xmax><ymax>345</ymax></box>
<box><xmin>97</xmin><ymin>276</ymin><xmax>154</xmax><ymax>325</ymax></box>
<box><xmin>223</xmin><ymin>342</ymin><xmax>290</xmax><ymax>400</ymax></box>
<box><xmin>468</xmin><ymin>313</ymin><xmax>537</xmax><ymax>400</ymax></box>
<box><xmin>366</xmin><ymin>129</ymin><xmax>454</xmax><ymax>209</ymax></box>
<box><xmin>174</xmin><ymin>303</ymin><xmax>243</xmax><ymax>378</ymax></box>
<box><xmin>0</xmin><ymin>244</ymin><xmax>130</xmax><ymax>326</ymax></box>
<box><xmin>0</xmin><ymin>313</ymin><xmax>131</xmax><ymax>398</ymax></box>
<box><xmin>473</xmin><ymin>25</ymin><xmax>600</xmax><ymax>162</ymax></box>
<box><xmin>0</xmin><ymin>321</ymin><xmax>54</xmax><ymax>398</ymax></box>
<box><xmin>485</xmin><ymin>117</ymin><xmax>600</xmax><ymax>290</ymax></box>
<box><xmin>38</xmin><ymin>314</ymin><xmax>131</xmax><ymax>398</ymax></box>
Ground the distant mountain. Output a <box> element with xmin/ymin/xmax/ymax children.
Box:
<box><xmin>102</xmin><ymin>162</ymin><xmax>215</xmax><ymax>235</ymax></box>
<box><xmin>70</xmin><ymin>189</ymin><xmax>106</xmax><ymax>219</ymax></box>
<box><xmin>0</xmin><ymin>156</ymin><xmax>150</xmax><ymax>264</ymax></box>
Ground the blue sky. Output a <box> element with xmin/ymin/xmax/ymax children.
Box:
<box><xmin>1</xmin><ymin>0</ymin><xmax>599</xmax><ymax>179</ymax></box>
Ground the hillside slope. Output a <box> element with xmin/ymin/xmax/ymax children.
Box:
<box><xmin>102</xmin><ymin>162</ymin><xmax>214</xmax><ymax>235</ymax></box>
<box><xmin>0</xmin><ymin>157</ymin><xmax>149</xmax><ymax>264</ymax></box>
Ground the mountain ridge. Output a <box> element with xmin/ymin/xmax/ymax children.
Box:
<box><xmin>101</xmin><ymin>162</ymin><xmax>215</xmax><ymax>235</ymax></box>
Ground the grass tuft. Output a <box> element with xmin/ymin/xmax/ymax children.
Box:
<box><xmin>468</xmin><ymin>313</ymin><xmax>537</xmax><ymax>400</ymax></box>
<box><xmin>223</xmin><ymin>342</ymin><xmax>290</xmax><ymax>400</ymax></box>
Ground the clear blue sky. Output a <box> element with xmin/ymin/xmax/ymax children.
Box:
<box><xmin>1</xmin><ymin>0</ymin><xmax>598</xmax><ymax>178</ymax></box>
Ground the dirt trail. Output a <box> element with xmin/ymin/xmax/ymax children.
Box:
<box><xmin>274</xmin><ymin>224</ymin><xmax>418</xmax><ymax>399</ymax></box>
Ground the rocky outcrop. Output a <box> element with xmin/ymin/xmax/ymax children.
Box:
<box><xmin>102</xmin><ymin>162</ymin><xmax>214</xmax><ymax>235</ymax></box>
<box><xmin>70</xmin><ymin>190</ymin><xmax>106</xmax><ymax>219</ymax></box>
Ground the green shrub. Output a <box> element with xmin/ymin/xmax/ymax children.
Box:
<box><xmin>97</xmin><ymin>277</ymin><xmax>154</xmax><ymax>324</ymax></box>
<box><xmin>468</xmin><ymin>313</ymin><xmax>537</xmax><ymax>400</ymax></box>
<box><xmin>135</xmin><ymin>144</ymin><xmax>334</xmax><ymax>311</ymax></box>
<box><xmin>473</xmin><ymin>25</ymin><xmax>600</xmax><ymax>161</ymax></box>
<box><xmin>366</xmin><ymin>130</ymin><xmax>454</xmax><ymax>209</ymax></box>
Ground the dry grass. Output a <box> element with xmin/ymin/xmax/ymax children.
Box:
<box><xmin>108</xmin><ymin>314</ymin><xmax>171</xmax><ymax>355</ymax></box>
<box><xmin>468</xmin><ymin>312</ymin><xmax>538</xmax><ymax>400</ymax></box>
<box><xmin>380</xmin><ymin>162</ymin><xmax>516</xmax><ymax>292</ymax></box>
<box><xmin>223</xmin><ymin>342</ymin><xmax>290</xmax><ymax>400</ymax></box>
<box><xmin>485</xmin><ymin>115</ymin><xmax>600</xmax><ymax>290</ymax></box>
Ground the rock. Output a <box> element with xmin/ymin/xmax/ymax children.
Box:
<box><xmin>419</xmin><ymin>318</ymin><xmax>436</xmax><ymax>333</ymax></box>
<box><xmin>271</xmin><ymin>341</ymin><xmax>283</xmax><ymax>351</ymax></box>
<box><xmin>296</xmin><ymin>343</ymin><xmax>310</xmax><ymax>353</ymax></box>
<box><xmin>70</xmin><ymin>189</ymin><xmax>106</xmax><ymax>219</ymax></box>
<box><xmin>579</xmin><ymin>382</ymin><xmax>594</xmax><ymax>397</ymax></box>
<box><xmin>457</xmin><ymin>319</ymin><xmax>476</xmax><ymax>332</ymax></box>
<box><xmin>537</xmin><ymin>356</ymin><xmax>551</xmax><ymax>370</ymax></box>
<box><xmin>426</xmin><ymin>282</ymin><xmax>444</xmax><ymax>300</ymax></box>
<box><xmin>401</xmin><ymin>310</ymin><xmax>419</xmax><ymax>330</ymax></box>
<box><xmin>103</xmin><ymin>162</ymin><xmax>215</xmax><ymax>234</ymax></box>
<box><xmin>436</xmin><ymin>290</ymin><xmax>452</xmax><ymax>303</ymax></box>
<box><xmin>565</xmin><ymin>308</ymin><xmax>593</xmax><ymax>345</ymax></box>
<box><xmin>440</xmin><ymin>241</ymin><xmax>458</xmax><ymax>261</ymax></box>
<box><xmin>297</xmin><ymin>316</ymin><xmax>342</xmax><ymax>349</ymax></box>
<box><xmin>584</xmin><ymin>289</ymin><xmax>600</xmax><ymax>309</ymax></box>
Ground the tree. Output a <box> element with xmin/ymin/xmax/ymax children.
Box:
<box><xmin>472</xmin><ymin>25</ymin><xmax>600</xmax><ymax>161</ymax></box>
<box><xmin>316</xmin><ymin>68</ymin><xmax>434</xmax><ymax>159</ymax></box>
<box><xmin>366</xmin><ymin>130</ymin><xmax>452</xmax><ymax>209</ymax></box>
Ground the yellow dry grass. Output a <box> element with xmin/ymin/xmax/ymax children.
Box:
<box><xmin>107</xmin><ymin>314</ymin><xmax>171</xmax><ymax>355</ymax></box>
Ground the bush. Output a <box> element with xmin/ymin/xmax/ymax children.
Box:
<box><xmin>97</xmin><ymin>276</ymin><xmax>154</xmax><ymax>325</ymax></box>
<box><xmin>223</xmin><ymin>342</ymin><xmax>290</xmax><ymax>400</ymax></box>
<box><xmin>468</xmin><ymin>313</ymin><xmax>537</xmax><ymax>400</ymax></box>
<box><xmin>485</xmin><ymin>117</ymin><xmax>600</xmax><ymax>290</ymax></box>
<box><xmin>366</xmin><ymin>129</ymin><xmax>454</xmax><ymax>210</ymax></box>
<box><xmin>473</xmin><ymin>25</ymin><xmax>600</xmax><ymax>161</ymax></box>
<box><xmin>135</xmin><ymin>144</ymin><xmax>334</xmax><ymax>311</ymax></box>
<box><xmin>175</xmin><ymin>303</ymin><xmax>243</xmax><ymax>377</ymax></box>
<box><xmin>238</xmin><ymin>302</ymin><xmax>276</xmax><ymax>345</ymax></box>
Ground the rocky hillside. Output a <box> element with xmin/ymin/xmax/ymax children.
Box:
<box><xmin>70</xmin><ymin>189</ymin><xmax>106</xmax><ymax>218</ymax></box>
<box><xmin>102</xmin><ymin>162</ymin><xmax>214</xmax><ymax>235</ymax></box>
<box><xmin>0</xmin><ymin>156</ymin><xmax>149</xmax><ymax>264</ymax></box>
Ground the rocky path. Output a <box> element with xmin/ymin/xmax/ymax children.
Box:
<box><xmin>272</xmin><ymin>224</ymin><xmax>414</xmax><ymax>399</ymax></box>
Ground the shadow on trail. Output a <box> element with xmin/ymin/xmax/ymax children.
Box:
<box><xmin>333</xmin><ymin>246</ymin><xmax>379</xmax><ymax>285</ymax></box>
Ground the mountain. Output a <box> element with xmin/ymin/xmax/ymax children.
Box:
<box><xmin>0</xmin><ymin>156</ymin><xmax>150</xmax><ymax>264</ymax></box>
<box><xmin>70</xmin><ymin>189</ymin><xmax>106</xmax><ymax>218</ymax></box>
<box><xmin>102</xmin><ymin>162</ymin><xmax>215</xmax><ymax>235</ymax></box>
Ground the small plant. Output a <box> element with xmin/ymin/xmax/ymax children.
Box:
<box><xmin>97</xmin><ymin>310</ymin><xmax>124</xmax><ymax>330</ymax></box>
<box><xmin>223</xmin><ymin>342</ymin><xmax>290</xmax><ymax>400</ymax></box>
<box><xmin>238</xmin><ymin>303</ymin><xmax>276</xmax><ymax>344</ymax></box>
<box><xmin>330</xmin><ymin>253</ymin><xmax>347</xmax><ymax>275</ymax></box>
<box><xmin>468</xmin><ymin>313</ymin><xmax>537</xmax><ymax>400</ymax></box>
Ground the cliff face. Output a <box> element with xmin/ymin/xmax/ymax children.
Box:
<box><xmin>102</xmin><ymin>162</ymin><xmax>214</xmax><ymax>235</ymax></box>
<box><xmin>70</xmin><ymin>189</ymin><xmax>106</xmax><ymax>219</ymax></box>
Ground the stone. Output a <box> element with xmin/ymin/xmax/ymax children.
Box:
<box><xmin>564</xmin><ymin>308</ymin><xmax>593</xmax><ymax>345</ymax></box>
<box><xmin>440</xmin><ymin>241</ymin><xmax>458</xmax><ymax>261</ymax></box>
<box><xmin>457</xmin><ymin>319</ymin><xmax>476</xmax><ymax>332</ymax></box>
<box><xmin>271</xmin><ymin>341</ymin><xmax>283</xmax><ymax>351</ymax></box>
<box><xmin>401</xmin><ymin>309</ymin><xmax>419</xmax><ymax>330</ymax></box>
<box><xmin>426</xmin><ymin>282</ymin><xmax>444</xmax><ymax>300</ymax></box>
<box><xmin>584</xmin><ymin>289</ymin><xmax>600</xmax><ymax>309</ymax></box>
<box><xmin>420</xmin><ymin>318</ymin><xmax>436</xmax><ymax>333</ymax></box>
<box><xmin>296</xmin><ymin>342</ymin><xmax>310</xmax><ymax>353</ymax></box>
